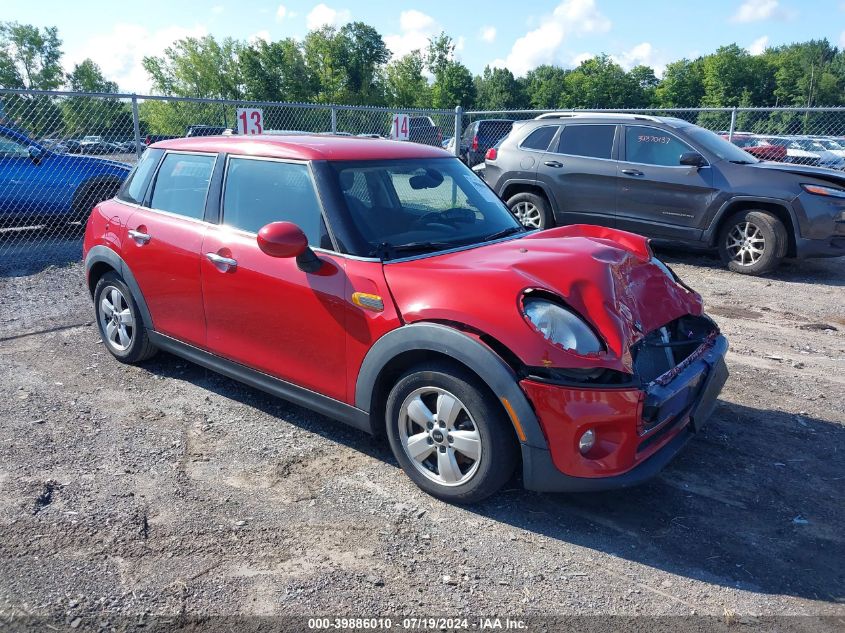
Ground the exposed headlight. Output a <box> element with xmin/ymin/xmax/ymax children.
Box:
<box><xmin>522</xmin><ymin>297</ymin><xmax>603</xmax><ymax>354</ymax></box>
<box><xmin>802</xmin><ymin>183</ymin><xmax>845</xmax><ymax>198</ymax></box>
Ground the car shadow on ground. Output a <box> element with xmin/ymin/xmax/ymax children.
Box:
<box><xmin>0</xmin><ymin>229</ymin><xmax>84</xmax><ymax>277</ymax></box>
<box><xmin>654</xmin><ymin>245</ymin><xmax>845</xmax><ymax>288</ymax></box>
<box><xmin>140</xmin><ymin>352</ymin><xmax>844</xmax><ymax>603</ymax></box>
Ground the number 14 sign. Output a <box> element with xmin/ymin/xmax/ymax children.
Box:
<box><xmin>237</xmin><ymin>108</ymin><xmax>264</xmax><ymax>135</ymax></box>
<box><xmin>390</xmin><ymin>113</ymin><xmax>409</xmax><ymax>141</ymax></box>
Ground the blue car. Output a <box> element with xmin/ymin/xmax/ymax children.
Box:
<box><xmin>0</xmin><ymin>125</ymin><xmax>131</xmax><ymax>227</ymax></box>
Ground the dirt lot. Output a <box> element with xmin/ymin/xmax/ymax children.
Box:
<box><xmin>0</xmin><ymin>249</ymin><xmax>843</xmax><ymax>630</ymax></box>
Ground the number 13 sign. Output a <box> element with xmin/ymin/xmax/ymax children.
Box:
<box><xmin>237</xmin><ymin>108</ymin><xmax>264</xmax><ymax>135</ymax></box>
<box><xmin>390</xmin><ymin>113</ymin><xmax>409</xmax><ymax>141</ymax></box>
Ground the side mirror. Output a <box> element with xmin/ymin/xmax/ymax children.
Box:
<box><xmin>679</xmin><ymin>151</ymin><xmax>706</xmax><ymax>168</ymax></box>
<box><xmin>28</xmin><ymin>145</ymin><xmax>44</xmax><ymax>162</ymax></box>
<box><xmin>257</xmin><ymin>221</ymin><xmax>322</xmax><ymax>273</ymax></box>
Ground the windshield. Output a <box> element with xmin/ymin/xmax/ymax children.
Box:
<box><xmin>818</xmin><ymin>139</ymin><xmax>843</xmax><ymax>150</ymax></box>
<box><xmin>327</xmin><ymin>157</ymin><xmax>523</xmax><ymax>259</ymax></box>
<box><xmin>794</xmin><ymin>139</ymin><xmax>826</xmax><ymax>152</ymax></box>
<box><xmin>685</xmin><ymin>126</ymin><xmax>759</xmax><ymax>163</ymax></box>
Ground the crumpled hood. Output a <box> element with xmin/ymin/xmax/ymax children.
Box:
<box><xmin>747</xmin><ymin>160</ymin><xmax>845</xmax><ymax>185</ymax></box>
<box><xmin>383</xmin><ymin>225</ymin><xmax>703</xmax><ymax>373</ymax></box>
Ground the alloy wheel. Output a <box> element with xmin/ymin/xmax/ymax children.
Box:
<box><xmin>725</xmin><ymin>221</ymin><xmax>766</xmax><ymax>266</ymax></box>
<box><xmin>98</xmin><ymin>285</ymin><xmax>135</xmax><ymax>351</ymax></box>
<box><xmin>512</xmin><ymin>201</ymin><xmax>542</xmax><ymax>229</ymax></box>
<box><xmin>398</xmin><ymin>387</ymin><xmax>482</xmax><ymax>487</ymax></box>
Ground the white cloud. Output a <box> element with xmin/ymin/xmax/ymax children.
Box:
<box><xmin>63</xmin><ymin>22</ymin><xmax>208</xmax><ymax>93</ymax></box>
<box><xmin>748</xmin><ymin>35</ymin><xmax>769</xmax><ymax>55</ymax></box>
<box><xmin>612</xmin><ymin>42</ymin><xmax>667</xmax><ymax>76</ymax></box>
<box><xmin>479</xmin><ymin>26</ymin><xmax>496</xmax><ymax>43</ymax></box>
<box><xmin>384</xmin><ymin>9</ymin><xmax>440</xmax><ymax>60</ymax></box>
<box><xmin>731</xmin><ymin>0</ymin><xmax>779</xmax><ymax>23</ymax></box>
<box><xmin>455</xmin><ymin>36</ymin><xmax>466</xmax><ymax>52</ymax></box>
<box><xmin>306</xmin><ymin>3</ymin><xmax>351</xmax><ymax>30</ymax></box>
<box><xmin>276</xmin><ymin>4</ymin><xmax>287</xmax><ymax>21</ymax></box>
<box><xmin>490</xmin><ymin>0</ymin><xmax>611</xmax><ymax>76</ymax></box>
<box><xmin>840</xmin><ymin>30</ymin><xmax>845</xmax><ymax>48</ymax></box>
<box><xmin>570</xmin><ymin>52</ymin><xmax>594</xmax><ymax>67</ymax></box>
<box><xmin>211</xmin><ymin>5</ymin><xmax>224</xmax><ymax>14</ymax></box>
<box><xmin>249</xmin><ymin>30</ymin><xmax>271</xmax><ymax>44</ymax></box>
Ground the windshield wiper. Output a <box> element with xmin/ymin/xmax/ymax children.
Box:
<box><xmin>483</xmin><ymin>226</ymin><xmax>524</xmax><ymax>242</ymax></box>
<box><xmin>371</xmin><ymin>241</ymin><xmax>454</xmax><ymax>259</ymax></box>
<box><xmin>729</xmin><ymin>160</ymin><xmax>755</xmax><ymax>164</ymax></box>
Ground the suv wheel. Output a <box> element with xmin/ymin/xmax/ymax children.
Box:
<box><xmin>718</xmin><ymin>209</ymin><xmax>787</xmax><ymax>275</ymax></box>
<box><xmin>507</xmin><ymin>192</ymin><xmax>552</xmax><ymax>230</ymax></box>
<box><xmin>94</xmin><ymin>272</ymin><xmax>157</xmax><ymax>363</ymax></box>
<box><xmin>385</xmin><ymin>362</ymin><xmax>518</xmax><ymax>503</ymax></box>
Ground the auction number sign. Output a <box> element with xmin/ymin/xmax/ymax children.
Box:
<box><xmin>390</xmin><ymin>113</ymin><xmax>409</xmax><ymax>141</ymax></box>
<box><xmin>237</xmin><ymin>108</ymin><xmax>264</xmax><ymax>135</ymax></box>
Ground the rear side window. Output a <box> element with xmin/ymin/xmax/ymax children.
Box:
<box><xmin>557</xmin><ymin>125</ymin><xmax>615</xmax><ymax>159</ymax></box>
<box><xmin>118</xmin><ymin>148</ymin><xmax>163</xmax><ymax>204</ymax></box>
<box><xmin>150</xmin><ymin>152</ymin><xmax>216</xmax><ymax>219</ymax></box>
<box><xmin>521</xmin><ymin>126</ymin><xmax>558</xmax><ymax>151</ymax></box>
<box><xmin>625</xmin><ymin>127</ymin><xmax>691</xmax><ymax>166</ymax></box>
<box><xmin>478</xmin><ymin>121</ymin><xmax>514</xmax><ymax>139</ymax></box>
<box><xmin>222</xmin><ymin>158</ymin><xmax>325</xmax><ymax>246</ymax></box>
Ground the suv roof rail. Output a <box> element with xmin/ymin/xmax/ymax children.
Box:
<box><xmin>534</xmin><ymin>111</ymin><xmax>663</xmax><ymax>123</ymax></box>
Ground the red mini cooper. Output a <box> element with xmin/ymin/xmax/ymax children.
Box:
<box><xmin>83</xmin><ymin>135</ymin><xmax>729</xmax><ymax>503</ymax></box>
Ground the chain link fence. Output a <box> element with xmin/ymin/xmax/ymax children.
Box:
<box><xmin>3</xmin><ymin>87</ymin><xmax>845</xmax><ymax>272</ymax></box>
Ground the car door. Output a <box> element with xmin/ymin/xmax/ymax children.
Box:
<box><xmin>200</xmin><ymin>156</ymin><xmax>348</xmax><ymax>401</ymax></box>
<box><xmin>535</xmin><ymin>123</ymin><xmax>618</xmax><ymax>227</ymax></box>
<box><xmin>121</xmin><ymin>150</ymin><xmax>217</xmax><ymax>349</ymax></box>
<box><xmin>0</xmin><ymin>133</ymin><xmax>57</xmax><ymax>220</ymax></box>
<box><xmin>616</xmin><ymin>125</ymin><xmax>716</xmax><ymax>240</ymax></box>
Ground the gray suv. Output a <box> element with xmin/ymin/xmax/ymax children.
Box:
<box><xmin>483</xmin><ymin>113</ymin><xmax>845</xmax><ymax>274</ymax></box>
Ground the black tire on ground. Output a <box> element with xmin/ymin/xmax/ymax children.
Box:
<box><xmin>506</xmin><ymin>191</ymin><xmax>553</xmax><ymax>230</ymax></box>
<box><xmin>93</xmin><ymin>272</ymin><xmax>157</xmax><ymax>363</ymax></box>
<box><xmin>73</xmin><ymin>179</ymin><xmax>121</xmax><ymax>225</ymax></box>
<box><xmin>717</xmin><ymin>209</ymin><xmax>788</xmax><ymax>275</ymax></box>
<box><xmin>385</xmin><ymin>361</ymin><xmax>519</xmax><ymax>504</ymax></box>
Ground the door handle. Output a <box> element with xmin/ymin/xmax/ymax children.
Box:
<box><xmin>206</xmin><ymin>252</ymin><xmax>238</xmax><ymax>271</ymax></box>
<box><xmin>621</xmin><ymin>169</ymin><xmax>644</xmax><ymax>177</ymax></box>
<box><xmin>544</xmin><ymin>160</ymin><xmax>563</xmax><ymax>168</ymax></box>
<box><xmin>128</xmin><ymin>229</ymin><xmax>151</xmax><ymax>244</ymax></box>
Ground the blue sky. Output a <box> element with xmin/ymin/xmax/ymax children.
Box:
<box><xmin>6</xmin><ymin>0</ymin><xmax>845</xmax><ymax>92</ymax></box>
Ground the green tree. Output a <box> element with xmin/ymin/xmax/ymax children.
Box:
<box><xmin>563</xmin><ymin>55</ymin><xmax>643</xmax><ymax>109</ymax></box>
<box><xmin>302</xmin><ymin>26</ymin><xmax>349</xmax><ymax>103</ymax></box>
<box><xmin>338</xmin><ymin>22</ymin><xmax>389</xmax><ymax>104</ymax></box>
<box><xmin>521</xmin><ymin>65</ymin><xmax>570</xmax><ymax>109</ymax></box>
<box><xmin>143</xmin><ymin>35</ymin><xmax>243</xmax><ymax>99</ymax></box>
<box><xmin>474</xmin><ymin>66</ymin><xmax>526</xmax><ymax>110</ymax></box>
<box><xmin>62</xmin><ymin>59</ymin><xmax>133</xmax><ymax>140</ymax></box>
<box><xmin>426</xmin><ymin>33</ymin><xmax>475</xmax><ymax>108</ymax></box>
<box><xmin>384</xmin><ymin>50</ymin><xmax>431</xmax><ymax>107</ymax></box>
<box><xmin>652</xmin><ymin>58</ymin><xmax>705</xmax><ymax>107</ymax></box>
<box><xmin>239</xmin><ymin>38</ymin><xmax>313</xmax><ymax>102</ymax></box>
<box><xmin>627</xmin><ymin>65</ymin><xmax>659</xmax><ymax>107</ymax></box>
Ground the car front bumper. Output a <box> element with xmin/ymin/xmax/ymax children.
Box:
<box><xmin>519</xmin><ymin>334</ymin><xmax>729</xmax><ymax>492</ymax></box>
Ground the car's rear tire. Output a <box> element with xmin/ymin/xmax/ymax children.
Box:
<box><xmin>718</xmin><ymin>209</ymin><xmax>788</xmax><ymax>275</ymax></box>
<box><xmin>93</xmin><ymin>272</ymin><xmax>157</xmax><ymax>363</ymax></box>
<box><xmin>73</xmin><ymin>179</ymin><xmax>121</xmax><ymax>225</ymax></box>
<box><xmin>507</xmin><ymin>191</ymin><xmax>552</xmax><ymax>230</ymax></box>
<box><xmin>385</xmin><ymin>362</ymin><xmax>518</xmax><ymax>504</ymax></box>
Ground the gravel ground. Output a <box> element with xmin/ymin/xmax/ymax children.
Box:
<box><xmin>0</xmin><ymin>249</ymin><xmax>843</xmax><ymax>631</ymax></box>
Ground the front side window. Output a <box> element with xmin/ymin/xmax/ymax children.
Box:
<box><xmin>625</xmin><ymin>126</ymin><xmax>691</xmax><ymax>167</ymax></box>
<box><xmin>222</xmin><ymin>158</ymin><xmax>324</xmax><ymax>245</ymax></box>
<box><xmin>557</xmin><ymin>124</ymin><xmax>615</xmax><ymax>159</ymax></box>
<box><xmin>118</xmin><ymin>148</ymin><xmax>163</xmax><ymax>204</ymax></box>
<box><xmin>0</xmin><ymin>134</ymin><xmax>30</xmax><ymax>158</ymax></box>
<box><xmin>149</xmin><ymin>152</ymin><xmax>216</xmax><ymax>219</ymax></box>
<box><xmin>520</xmin><ymin>126</ymin><xmax>558</xmax><ymax>151</ymax></box>
<box><xmin>327</xmin><ymin>157</ymin><xmax>522</xmax><ymax>259</ymax></box>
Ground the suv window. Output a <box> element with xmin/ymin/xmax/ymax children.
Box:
<box><xmin>118</xmin><ymin>148</ymin><xmax>163</xmax><ymax>205</ymax></box>
<box><xmin>150</xmin><ymin>152</ymin><xmax>216</xmax><ymax>219</ymax></box>
<box><xmin>557</xmin><ymin>124</ymin><xmax>615</xmax><ymax>159</ymax></box>
<box><xmin>222</xmin><ymin>157</ymin><xmax>325</xmax><ymax>245</ymax></box>
<box><xmin>521</xmin><ymin>126</ymin><xmax>558</xmax><ymax>151</ymax></box>
<box><xmin>625</xmin><ymin>126</ymin><xmax>691</xmax><ymax>166</ymax></box>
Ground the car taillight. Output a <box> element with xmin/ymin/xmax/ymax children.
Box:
<box><xmin>485</xmin><ymin>147</ymin><xmax>497</xmax><ymax>161</ymax></box>
<box><xmin>144</xmin><ymin>136</ymin><xmax>151</xmax><ymax>145</ymax></box>
<box><xmin>472</xmin><ymin>135</ymin><xmax>478</xmax><ymax>151</ymax></box>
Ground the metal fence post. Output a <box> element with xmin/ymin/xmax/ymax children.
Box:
<box><xmin>331</xmin><ymin>107</ymin><xmax>337</xmax><ymax>134</ymax></box>
<box><xmin>131</xmin><ymin>94</ymin><xmax>142</xmax><ymax>158</ymax></box>
<box><xmin>454</xmin><ymin>105</ymin><xmax>463</xmax><ymax>157</ymax></box>
<box><xmin>728</xmin><ymin>107</ymin><xmax>737</xmax><ymax>141</ymax></box>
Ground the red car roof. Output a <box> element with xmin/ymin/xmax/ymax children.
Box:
<box><xmin>152</xmin><ymin>134</ymin><xmax>452</xmax><ymax>161</ymax></box>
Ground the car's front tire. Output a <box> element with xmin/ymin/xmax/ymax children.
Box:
<box><xmin>385</xmin><ymin>362</ymin><xmax>518</xmax><ymax>504</ymax></box>
<box><xmin>93</xmin><ymin>272</ymin><xmax>157</xmax><ymax>363</ymax></box>
<box><xmin>507</xmin><ymin>192</ymin><xmax>552</xmax><ymax>230</ymax></box>
<box><xmin>718</xmin><ymin>209</ymin><xmax>788</xmax><ymax>275</ymax></box>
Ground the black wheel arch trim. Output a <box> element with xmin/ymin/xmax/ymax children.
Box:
<box><xmin>355</xmin><ymin>322</ymin><xmax>548</xmax><ymax>449</ymax></box>
<box><xmin>703</xmin><ymin>196</ymin><xmax>800</xmax><ymax>246</ymax></box>
<box><xmin>496</xmin><ymin>178</ymin><xmax>559</xmax><ymax>216</ymax></box>
<box><xmin>72</xmin><ymin>175</ymin><xmax>125</xmax><ymax>213</ymax></box>
<box><xmin>85</xmin><ymin>245</ymin><xmax>154</xmax><ymax>330</ymax></box>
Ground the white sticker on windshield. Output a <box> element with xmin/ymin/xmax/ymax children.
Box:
<box><xmin>463</xmin><ymin>174</ymin><xmax>499</xmax><ymax>203</ymax></box>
